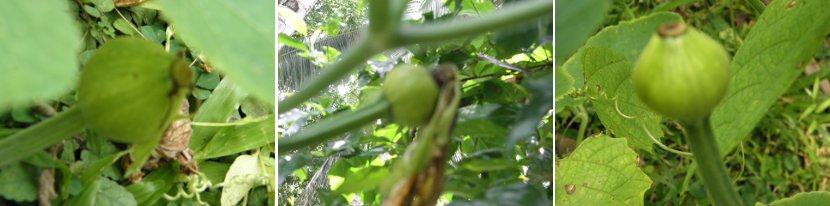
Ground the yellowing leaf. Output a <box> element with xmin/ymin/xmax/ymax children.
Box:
<box><xmin>221</xmin><ymin>154</ymin><xmax>263</xmax><ymax>206</ymax></box>
<box><xmin>278</xmin><ymin>6</ymin><xmax>308</xmax><ymax>36</ymax></box>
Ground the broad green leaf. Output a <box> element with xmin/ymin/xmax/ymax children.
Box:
<box><xmin>555</xmin><ymin>135</ymin><xmax>652</xmax><ymax>205</ymax></box>
<box><xmin>453</xmin><ymin>103</ymin><xmax>506</xmax><ymax>138</ymax></box>
<box><xmin>712</xmin><ymin>0</ymin><xmax>830</xmax><ymax>156</ymax></box>
<box><xmin>0</xmin><ymin>163</ymin><xmax>38</xmax><ymax>201</ymax></box>
<box><xmin>334</xmin><ymin>166</ymin><xmax>389</xmax><ymax>194</ymax></box>
<box><xmin>196</xmin><ymin>72</ymin><xmax>221</xmax><ymax>89</ymax></box>
<box><xmin>113</xmin><ymin>18</ymin><xmax>137</xmax><ymax>35</ymax></box>
<box><xmin>554</xmin><ymin>66</ymin><xmax>574</xmax><ymax>103</ymax></box>
<box><xmin>190</xmin><ymin>79</ymin><xmax>248</xmax><ymax>152</ymax></box>
<box><xmin>561</xmin><ymin>12</ymin><xmax>681</xmax><ymax>93</ymax></box>
<box><xmin>157</xmin><ymin>0</ymin><xmax>275</xmax><ymax>105</ymax></box>
<box><xmin>583</xmin><ymin>47</ymin><xmax>662</xmax><ymax>153</ymax></box>
<box><xmin>201</xmin><ymin>161</ymin><xmax>231</xmax><ymax>184</ymax></box>
<box><xmin>95</xmin><ymin>178</ymin><xmax>138</xmax><ymax>206</ymax></box>
<box><xmin>760</xmin><ymin>191</ymin><xmax>830</xmax><ymax>206</ymax></box>
<box><xmin>221</xmin><ymin>154</ymin><xmax>263</xmax><ymax>206</ymax></box>
<box><xmin>197</xmin><ymin>115</ymin><xmax>276</xmax><ymax>159</ymax></box>
<box><xmin>0</xmin><ymin>1</ymin><xmax>80</xmax><ymax>111</ymax></box>
<box><xmin>554</xmin><ymin>0</ymin><xmax>610</xmax><ymax>66</ymax></box>
<box><xmin>139</xmin><ymin>25</ymin><xmax>165</xmax><ymax>44</ymax></box>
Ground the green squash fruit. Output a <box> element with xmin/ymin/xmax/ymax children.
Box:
<box><xmin>382</xmin><ymin>65</ymin><xmax>439</xmax><ymax>126</ymax></box>
<box><xmin>633</xmin><ymin>22</ymin><xmax>730</xmax><ymax>122</ymax></box>
<box><xmin>78</xmin><ymin>37</ymin><xmax>191</xmax><ymax>143</ymax></box>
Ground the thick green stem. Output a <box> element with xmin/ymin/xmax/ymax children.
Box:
<box><xmin>0</xmin><ymin>106</ymin><xmax>86</xmax><ymax>166</ymax></box>
<box><xmin>278</xmin><ymin>38</ymin><xmax>377</xmax><ymax>114</ymax></box>
<box><xmin>683</xmin><ymin>117</ymin><xmax>743</xmax><ymax>206</ymax></box>
<box><xmin>278</xmin><ymin>100</ymin><xmax>390</xmax><ymax>154</ymax></box>
<box><xmin>396</xmin><ymin>0</ymin><xmax>553</xmax><ymax>45</ymax></box>
<box><xmin>369</xmin><ymin>0</ymin><xmax>390</xmax><ymax>35</ymax></box>
<box><xmin>277</xmin><ymin>0</ymin><xmax>553</xmax><ymax>114</ymax></box>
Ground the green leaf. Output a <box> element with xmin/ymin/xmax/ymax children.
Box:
<box><xmin>93</xmin><ymin>0</ymin><xmax>115</xmax><ymax>12</ymax></box>
<box><xmin>582</xmin><ymin>47</ymin><xmax>663</xmax><ymax>153</ymax></box>
<box><xmin>0</xmin><ymin>163</ymin><xmax>38</xmax><ymax>201</ymax></box>
<box><xmin>277</xmin><ymin>6</ymin><xmax>307</xmax><ymax>36</ymax></box>
<box><xmin>139</xmin><ymin>25</ymin><xmax>165</xmax><ymax>44</ymax></box>
<box><xmin>761</xmin><ymin>191</ymin><xmax>830</xmax><ymax>206</ymax></box>
<box><xmin>555</xmin><ymin>135</ymin><xmax>652</xmax><ymax>205</ymax></box>
<box><xmin>711</xmin><ymin>0</ymin><xmax>830</xmax><ymax>156</ymax></box>
<box><xmin>506</xmin><ymin>74</ymin><xmax>553</xmax><ymax>152</ymax></box>
<box><xmin>113</xmin><ymin>18</ymin><xmax>137</xmax><ymax>35</ymax></box>
<box><xmin>196</xmin><ymin>72</ymin><xmax>221</xmax><ymax>89</ymax></box>
<box><xmin>95</xmin><ymin>178</ymin><xmax>138</xmax><ymax>206</ymax></box>
<box><xmin>197</xmin><ymin>115</ymin><xmax>276</xmax><ymax>159</ymax></box>
<box><xmin>554</xmin><ymin>0</ymin><xmax>610</xmax><ymax>66</ymax></box>
<box><xmin>278</xmin><ymin>33</ymin><xmax>307</xmax><ymax>51</ymax></box>
<box><xmin>241</xmin><ymin>97</ymin><xmax>274</xmax><ymax>117</ymax></box>
<box><xmin>221</xmin><ymin>154</ymin><xmax>263</xmax><ymax>206</ymax></box>
<box><xmin>11</xmin><ymin>107</ymin><xmax>36</xmax><ymax>123</ymax></box>
<box><xmin>453</xmin><ymin>104</ymin><xmax>506</xmax><ymax>138</ymax></box>
<box><xmin>561</xmin><ymin>12</ymin><xmax>680</xmax><ymax>94</ymax></box>
<box><xmin>193</xmin><ymin>88</ymin><xmax>212</xmax><ymax>100</ymax></box>
<box><xmin>554</xmin><ymin>66</ymin><xmax>575</xmax><ymax>102</ymax></box>
<box><xmin>278</xmin><ymin>154</ymin><xmax>309</xmax><ymax>186</ymax></box>
<box><xmin>127</xmin><ymin>165</ymin><xmax>177</xmax><ymax>206</ymax></box>
<box><xmin>0</xmin><ymin>1</ymin><xmax>80</xmax><ymax>111</ymax></box>
<box><xmin>84</xmin><ymin>5</ymin><xmax>102</xmax><ymax>17</ymax></box>
<box><xmin>334</xmin><ymin>166</ymin><xmax>389</xmax><ymax>194</ymax></box>
<box><xmin>324</xmin><ymin>19</ymin><xmax>341</xmax><ymax>36</ymax></box>
<box><xmin>157</xmin><ymin>0</ymin><xmax>275</xmax><ymax>105</ymax></box>
<box><xmin>201</xmin><ymin>161</ymin><xmax>231</xmax><ymax>185</ymax></box>
<box><xmin>190</xmin><ymin>79</ymin><xmax>248</xmax><ymax>152</ymax></box>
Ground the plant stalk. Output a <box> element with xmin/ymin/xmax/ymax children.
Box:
<box><xmin>683</xmin><ymin>116</ymin><xmax>743</xmax><ymax>206</ymax></box>
<box><xmin>396</xmin><ymin>0</ymin><xmax>553</xmax><ymax>45</ymax></box>
<box><xmin>277</xmin><ymin>38</ymin><xmax>376</xmax><ymax>114</ymax></box>
<box><xmin>0</xmin><ymin>106</ymin><xmax>86</xmax><ymax>166</ymax></box>
<box><xmin>278</xmin><ymin>100</ymin><xmax>390</xmax><ymax>154</ymax></box>
<box><xmin>277</xmin><ymin>0</ymin><xmax>553</xmax><ymax>114</ymax></box>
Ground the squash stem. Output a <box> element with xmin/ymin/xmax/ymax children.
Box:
<box><xmin>682</xmin><ymin>116</ymin><xmax>744</xmax><ymax>206</ymax></box>
<box><xmin>278</xmin><ymin>100</ymin><xmax>390</xmax><ymax>154</ymax></box>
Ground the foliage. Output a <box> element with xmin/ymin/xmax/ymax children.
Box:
<box><xmin>278</xmin><ymin>0</ymin><xmax>553</xmax><ymax>205</ymax></box>
<box><xmin>556</xmin><ymin>0</ymin><xmax>830</xmax><ymax>205</ymax></box>
<box><xmin>0</xmin><ymin>1</ymin><xmax>274</xmax><ymax>205</ymax></box>
<box><xmin>304</xmin><ymin>0</ymin><xmax>368</xmax><ymax>35</ymax></box>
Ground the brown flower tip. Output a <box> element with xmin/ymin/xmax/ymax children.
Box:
<box><xmin>658</xmin><ymin>22</ymin><xmax>688</xmax><ymax>38</ymax></box>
